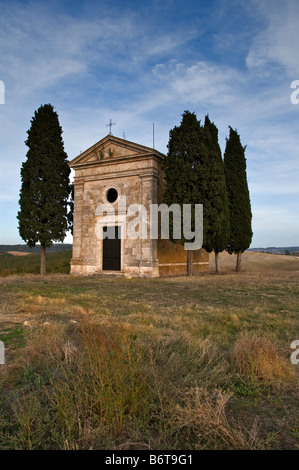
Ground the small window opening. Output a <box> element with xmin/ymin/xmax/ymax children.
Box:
<box><xmin>106</xmin><ymin>187</ymin><xmax>118</xmax><ymax>203</ymax></box>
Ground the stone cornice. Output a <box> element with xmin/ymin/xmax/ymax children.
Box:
<box><xmin>73</xmin><ymin>166</ymin><xmax>160</xmax><ymax>185</ymax></box>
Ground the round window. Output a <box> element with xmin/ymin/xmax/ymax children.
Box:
<box><xmin>106</xmin><ymin>187</ymin><xmax>118</xmax><ymax>203</ymax></box>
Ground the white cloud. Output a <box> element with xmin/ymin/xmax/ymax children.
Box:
<box><xmin>152</xmin><ymin>60</ymin><xmax>245</xmax><ymax>108</ymax></box>
<box><xmin>246</xmin><ymin>0</ymin><xmax>299</xmax><ymax>77</ymax></box>
<box><xmin>0</xmin><ymin>2</ymin><xmax>199</xmax><ymax>105</ymax></box>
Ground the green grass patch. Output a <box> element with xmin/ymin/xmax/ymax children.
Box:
<box><xmin>0</xmin><ymin>326</ymin><xmax>25</xmax><ymax>349</ymax></box>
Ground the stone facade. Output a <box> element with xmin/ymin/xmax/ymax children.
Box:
<box><xmin>69</xmin><ymin>135</ymin><xmax>209</xmax><ymax>277</ymax></box>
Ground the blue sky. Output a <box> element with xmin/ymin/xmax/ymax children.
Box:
<box><xmin>0</xmin><ymin>0</ymin><xmax>298</xmax><ymax>247</ymax></box>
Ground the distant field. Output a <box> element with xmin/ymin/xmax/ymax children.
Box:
<box><xmin>1</xmin><ymin>248</ymin><xmax>298</xmax><ymax>277</ymax></box>
<box><xmin>214</xmin><ymin>250</ymin><xmax>299</xmax><ymax>273</ymax></box>
<box><xmin>0</xmin><ymin>244</ymin><xmax>72</xmax><ymax>254</ymax></box>
<box><xmin>0</xmin><ymin>250</ymin><xmax>72</xmax><ymax>276</ymax></box>
<box><xmin>0</xmin><ymin>251</ymin><xmax>298</xmax><ymax>450</ymax></box>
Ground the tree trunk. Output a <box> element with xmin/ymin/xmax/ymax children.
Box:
<box><xmin>187</xmin><ymin>250</ymin><xmax>194</xmax><ymax>276</ymax></box>
<box><xmin>236</xmin><ymin>250</ymin><xmax>242</xmax><ymax>272</ymax></box>
<box><xmin>215</xmin><ymin>251</ymin><xmax>221</xmax><ymax>274</ymax></box>
<box><xmin>40</xmin><ymin>244</ymin><xmax>46</xmax><ymax>275</ymax></box>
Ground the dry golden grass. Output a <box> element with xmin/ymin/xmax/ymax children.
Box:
<box><xmin>231</xmin><ymin>333</ymin><xmax>295</xmax><ymax>383</ymax></box>
<box><xmin>172</xmin><ymin>387</ymin><xmax>264</xmax><ymax>450</ymax></box>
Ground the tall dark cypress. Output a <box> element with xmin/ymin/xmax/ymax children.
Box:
<box><xmin>199</xmin><ymin>115</ymin><xmax>230</xmax><ymax>274</ymax></box>
<box><xmin>163</xmin><ymin>111</ymin><xmax>202</xmax><ymax>275</ymax></box>
<box><xmin>17</xmin><ymin>104</ymin><xmax>72</xmax><ymax>275</ymax></box>
<box><xmin>224</xmin><ymin>127</ymin><xmax>253</xmax><ymax>271</ymax></box>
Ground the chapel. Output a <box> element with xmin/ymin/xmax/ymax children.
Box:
<box><xmin>69</xmin><ymin>134</ymin><xmax>208</xmax><ymax>277</ymax></box>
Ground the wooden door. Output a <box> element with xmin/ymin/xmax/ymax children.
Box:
<box><xmin>103</xmin><ymin>226</ymin><xmax>121</xmax><ymax>271</ymax></box>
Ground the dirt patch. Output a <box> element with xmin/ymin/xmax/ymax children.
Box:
<box><xmin>7</xmin><ymin>251</ymin><xmax>32</xmax><ymax>256</ymax></box>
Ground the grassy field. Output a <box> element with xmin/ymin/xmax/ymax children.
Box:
<box><xmin>0</xmin><ymin>251</ymin><xmax>298</xmax><ymax>450</ymax></box>
<box><xmin>0</xmin><ymin>250</ymin><xmax>72</xmax><ymax>276</ymax></box>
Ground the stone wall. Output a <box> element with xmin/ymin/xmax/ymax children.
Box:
<box><xmin>156</xmin><ymin>162</ymin><xmax>209</xmax><ymax>276</ymax></box>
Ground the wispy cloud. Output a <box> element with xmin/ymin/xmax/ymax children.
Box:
<box><xmin>246</xmin><ymin>0</ymin><xmax>299</xmax><ymax>77</ymax></box>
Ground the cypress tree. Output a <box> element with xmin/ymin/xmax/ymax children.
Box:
<box><xmin>224</xmin><ymin>127</ymin><xmax>253</xmax><ymax>271</ymax></box>
<box><xmin>163</xmin><ymin>111</ymin><xmax>202</xmax><ymax>276</ymax></box>
<box><xmin>198</xmin><ymin>115</ymin><xmax>230</xmax><ymax>274</ymax></box>
<box><xmin>17</xmin><ymin>104</ymin><xmax>71</xmax><ymax>275</ymax></box>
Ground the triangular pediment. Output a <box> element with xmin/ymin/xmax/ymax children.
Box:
<box><xmin>69</xmin><ymin>135</ymin><xmax>164</xmax><ymax>168</ymax></box>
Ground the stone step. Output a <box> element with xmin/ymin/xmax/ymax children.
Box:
<box><xmin>92</xmin><ymin>270</ymin><xmax>124</xmax><ymax>278</ymax></box>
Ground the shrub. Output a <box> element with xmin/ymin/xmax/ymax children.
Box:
<box><xmin>0</xmin><ymin>320</ymin><xmax>151</xmax><ymax>449</ymax></box>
